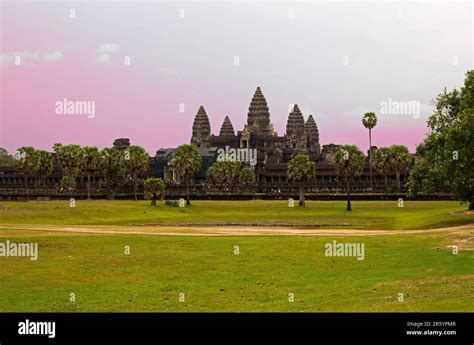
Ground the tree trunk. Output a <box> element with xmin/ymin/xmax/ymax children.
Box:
<box><xmin>369</xmin><ymin>128</ymin><xmax>373</xmax><ymax>191</ymax></box>
<box><xmin>469</xmin><ymin>202</ymin><xmax>474</xmax><ymax>211</ymax></box>
<box><xmin>346</xmin><ymin>181</ymin><xmax>352</xmax><ymax>211</ymax></box>
<box><xmin>299</xmin><ymin>183</ymin><xmax>305</xmax><ymax>206</ymax></box>
<box><xmin>151</xmin><ymin>193</ymin><xmax>156</xmax><ymax>206</ymax></box>
<box><xmin>87</xmin><ymin>173</ymin><xmax>91</xmax><ymax>200</ymax></box>
<box><xmin>133</xmin><ymin>173</ymin><xmax>138</xmax><ymax>201</ymax></box>
<box><xmin>384</xmin><ymin>174</ymin><xmax>388</xmax><ymax>192</ymax></box>
<box><xmin>396</xmin><ymin>171</ymin><xmax>401</xmax><ymax>192</ymax></box>
<box><xmin>186</xmin><ymin>176</ymin><xmax>191</xmax><ymax>206</ymax></box>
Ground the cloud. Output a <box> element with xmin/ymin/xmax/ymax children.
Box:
<box><xmin>0</xmin><ymin>50</ymin><xmax>63</xmax><ymax>67</ymax></box>
<box><xmin>96</xmin><ymin>43</ymin><xmax>120</xmax><ymax>63</ymax></box>
<box><xmin>42</xmin><ymin>50</ymin><xmax>64</xmax><ymax>62</ymax></box>
<box><xmin>97</xmin><ymin>43</ymin><xmax>120</xmax><ymax>53</ymax></box>
<box><xmin>96</xmin><ymin>53</ymin><xmax>112</xmax><ymax>64</ymax></box>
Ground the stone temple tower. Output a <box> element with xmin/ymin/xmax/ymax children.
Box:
<box><xmin>246</xmin><ymin>87</ymin><xmax>275</xmax><ymax>136</ymax></box>
<box><xmin>191</xmin><ymin>105</ymin><xmax>211</xmax><ymax>148</ymax></box>
<box><xmin>285</xmin><ymin>104</ymin><xmax>307</xmax><ymax>151</ymax></box>
<box><xmin>305</xmin><ymin>114</ymin><xmax>321</xmax><ymax>158</ymax></box>
<box><xmin>219</xmin><ymin>116</ymin><xmax>235</xmax><ymax>137</ymax></box>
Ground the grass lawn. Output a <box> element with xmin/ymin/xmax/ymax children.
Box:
<box><xmin>0</xmin><ymin>229</ymin><xmax>472</xmax><ymax>312</ymax></box>
<box><xmin>0</xmin><ymin>200</ymin><xmax>472</xmax><ymax>312</ymax></box>
<box><xmin>0</xmin><ymin>200</ymin><xmax>473</xmax><ymax>230</ymax></box>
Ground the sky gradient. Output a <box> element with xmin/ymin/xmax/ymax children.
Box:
<box><xmin>1</xmin><ymin>1</ymin><xmax>472</xmax><ymax>155</ymax></box>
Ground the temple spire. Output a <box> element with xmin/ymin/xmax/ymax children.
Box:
<box><xmin>305</xmin><ymin>114</ymin><xmax>321</xmax><ymax>156</ymax></box>
<box><xmin>286</xmin><ymin>104</ymin><xmax>305</xmax><ymax>137</ymax></box>
<box><xmin>191</xmin><ymin>105</ymin><xmax>211</xmax><ymax>148</ymax></box>
<box><xmin>219</xmin><ymin>116</ymin><xmax>235</xmax><ymax>136</ymax></box>
<box><xmin>247</xmin><ymin>86</ymin><xmax>274</xmax><ymax>135</ymax></box>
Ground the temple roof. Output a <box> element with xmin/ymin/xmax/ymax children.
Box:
<box><xmin>192</xmin><ymin>105</ymin><xmax>211</xmax><ymax>138</ymax></box>
<box><xmin>219</xmin><ymin>116</ymin><xmax>235</xmax><ymax>136</ymax></box>
<box><xmin>247</xmin><ymin>87</ymin><xmax>273</xmax><ymax>135</ymax></box>
<box><xmin>286</xmin><ymin>104</ymin><xmax>305</xmax><ymax>137</ymax></box>
<box><xmin>305</xmin><ymin>114</ymin><xmax>319</xmax><ymax>140</ymax></box>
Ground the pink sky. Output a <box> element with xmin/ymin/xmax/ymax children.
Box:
<box><xmin>1</xmin><ymin>1</ymin><xmax>472</xmax><ymax>155</ymax></box>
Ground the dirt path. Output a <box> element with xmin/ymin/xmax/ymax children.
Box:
<box><xmin>0</xmin><ymin>223</ymin><xmax>473</xmax><ymax>237</ymax></box>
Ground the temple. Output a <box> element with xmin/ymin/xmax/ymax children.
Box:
<box><xmin>159</xmin><ymin>87</ymin><xmax>332</xmax><ymax>183</ymax></box>
<box><xmin>0</xmin><ymin>86</ymin><xmax>417</xmax><ymax>199</ymax></box>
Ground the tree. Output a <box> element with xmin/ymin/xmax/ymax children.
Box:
<box><xmin>362</xmin><ymin>112</ymin><xmax>377</xmax><ymax>190</ymax></box>
<box><xmin>144</xmin><ymin>177</ymin><xmax>165</xmax><ymax>206</ymax></box>
<box><xmin>15</xmin><ymin>146</ymin><xmax>37</xmax><ymax>191</ymax></box>
<box><xmin>60</xmin><ymin>175</ymin><xmax>76</xmax><ymax>196</ymax></box>
<box><xmin>35</xmin><ymin>150</ymin><xmax>53</xmax><ymax>187</ymax></box>
<box><xmin>409</xmin><ymin>70</ymin><xmax>474</xmax><ymax>209</ymax></box>
<box><xmin>124</xmin><ymin>145</ymin><xmax>149</xmax><ymax>200</ymax></box>
<box><xmin>54</xmin><ymin>144</ymin><xmax>84</xmax><ymax>192</ymax></box>
<box><xmin>207</xmin><ymin>158</ymin><xmax>241</xmax><ymax>191</ymax></box>
<box><xmin>371</xmin><ymin>147</ymin><xmax>392</xmax><ymax>191</ymax></box>
<box><xmin>334</xmin><ymin>145</ymin><xmax>365</xmax><ymax>211</ymax></box>
<box><xmin>287</xmin><ymin>154</ymin><xmax>316</xmax><ymax>206</ymax></box>
<box><xmin>99</xmin><ymin>148</ymin><xmax>126</xmax><ymax>199</ymax></box>
<box><xmin>0</xmin><ymin>148</ymin><xmax>15</xmax><ymax>167</ymax></box>
<box><xmin>81</xmin><ymin>146</ymin><xmax>100</xmax><ymax>199</ymax></box>
<box><xmin>173</xmin><ymin>144</ymin><xmax>202</xmax><ymax>206</ymax></box>
<box><xmin>388</xmin><ymin>145</ymin><xmax>411</xmax><ymax>192</ymax></box>
<box><xmin>239</xmin><ymin>166</ymin><xmax>256</xmax><ymax>184</ymax></box>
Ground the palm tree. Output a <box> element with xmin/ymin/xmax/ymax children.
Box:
<box><xmin>124</xmin><ymin>145</ymin><xmax>149</xmax><ymax>200</ymax></box>
<box><xmin>36</xmin><ymin>150</ymin><xmax>53</xmax><ymax>187</ymax></box>
<box><xmin>82</xmin><ymin>146</ymin><xmax>100</xmax><ymax>199</ymax></box>
<box><xmin>372</xmin><ymin>147</ymin><xmax>392</xmax><ymax>192</ymax></box>
<box><xmin>54</xmin><ymin>144</ymin><xmax>84</xmax><ymax>190</ymax></box>
<box><xmin>144</xmin><ymin>177</ymin><xmax>165</xmax><ymax>206</ymax></box>
<box><xmin>15</xmin><ymin>146</ymin><xmax>37</xmax><ymax>192</ymax></box>
<box><xmin>99</xmin><ymin>147</ymin><xmax>126</xmax><ymax>199</ymax></box>
<box><xmin>334</xmin><ymin>145</ymin><xmax>365</xmax><ymax>211</ymax></box>
<box><xmin>388</xmin><ymin>145</ymin><xmax>412</xmax><ymax>192</ymax></box>
<box><xmin>0</xmin><ymin>148</ymin><xmax>15</xmax><ymax>167</ymax></box>
<box><xmin>287</xmin><ymin>153</ymin><xmax>316</xmax><ymax>206</ymax></box>
<box><xmin>173</xmin><ymin>144</ymin><xmax>202</xmax><ymax>206</ymax></box>
<box><xmin>362</xmin><ymin>112</ymin><xmax>377</xmax><ymax>190</ymax></box>
<box><xmin>207</xmin><ymin>158</ymin><xmax>241</xmax><ymax>192</ymax></box>
<box><xmin>239</xmin><ymin>166</ymin><xmax>256</xmax><ymax>184</ymax></box>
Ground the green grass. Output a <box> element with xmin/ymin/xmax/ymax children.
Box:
<box><xmin>0</xmin><ymin>200</ymin><xmax>473</xmax><ymax>230</ymax></box>
<box><xmin>0</xmin><ymin>230</ymin><xmax>472</xmax><ymax>312</ymax></box>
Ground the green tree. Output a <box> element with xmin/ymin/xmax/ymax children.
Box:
<box><xmin>99</xmin><ymin>148</ymin><xmax>126</xmax><ymax>199</ymax></box>
<box><xmin>54</xmin><ymin>144</ymin><xmax>84</xmax><ymax>192</ymax></box>
<box><xmin>388</xmin><ymin>145</ymin><xmax>411</xmax><ymax>192</ymax></box>
<box><xmin>60</xmin><ymin>175</ymin><xmax>76</xmax><ymax>196</ymax></box>
<box><xmin>409</xmin><ymin>70</ymin><xmax>474</xmax><ymax>209</ymax></box>
<box><xmin>81</xmin><ymin>146</ymin><xmax>100</xmax><ymax>199</ymax></box>
<box><xmin>371</xmin><ymin>147</ymin><xmax>392</xmax><ymax>191</ymax></box>
<box><xmin>207</xmin><ymin>158</ymin><xmax>241</xmax><ymax>191</ymax></box>
<box><xmin>144</xmin><ymin>177</ymin><xmax>165</xmax><ymax>206</ymax></box>
<box><xmin>173</xmin><ymin>144</ymin><xmax>202</xmax><ymax>206</ymax></box>
<box><xmin>362</xmin><ymin>112</ymin><xmax>377</xmax><ymax>190</ymax></box>
<box><xmin>0</xmin><ymin>148</ymin><xmax>15</xmax><ymax>167</ymax></box>
<box><xmin>15</xmin><ymin>146</ymin><xmax>37</xmax><ymax>191</ymax></box>
<box><xmin>124</xmin><ymin>145</ymin><xmax>149</xmax><ymax>200</ymax></box>
<box><xmin>287</xmin><ymin>154</ymin><xmax>316</xmax><ymax>206</ymax></box>
<box><xmin>239</xmin><ymin>166</ymin><xmax>256</xmax><ymax>184</ymax></box>
<box><xmin>334</xmin><ymin>145</ymin><xmax>365</xmax><ymax>211</ymax></box>
<box><xmin>35</xmin><ymin>150</ymin><xmax>53</xmax><ymax>187</ymax></box>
